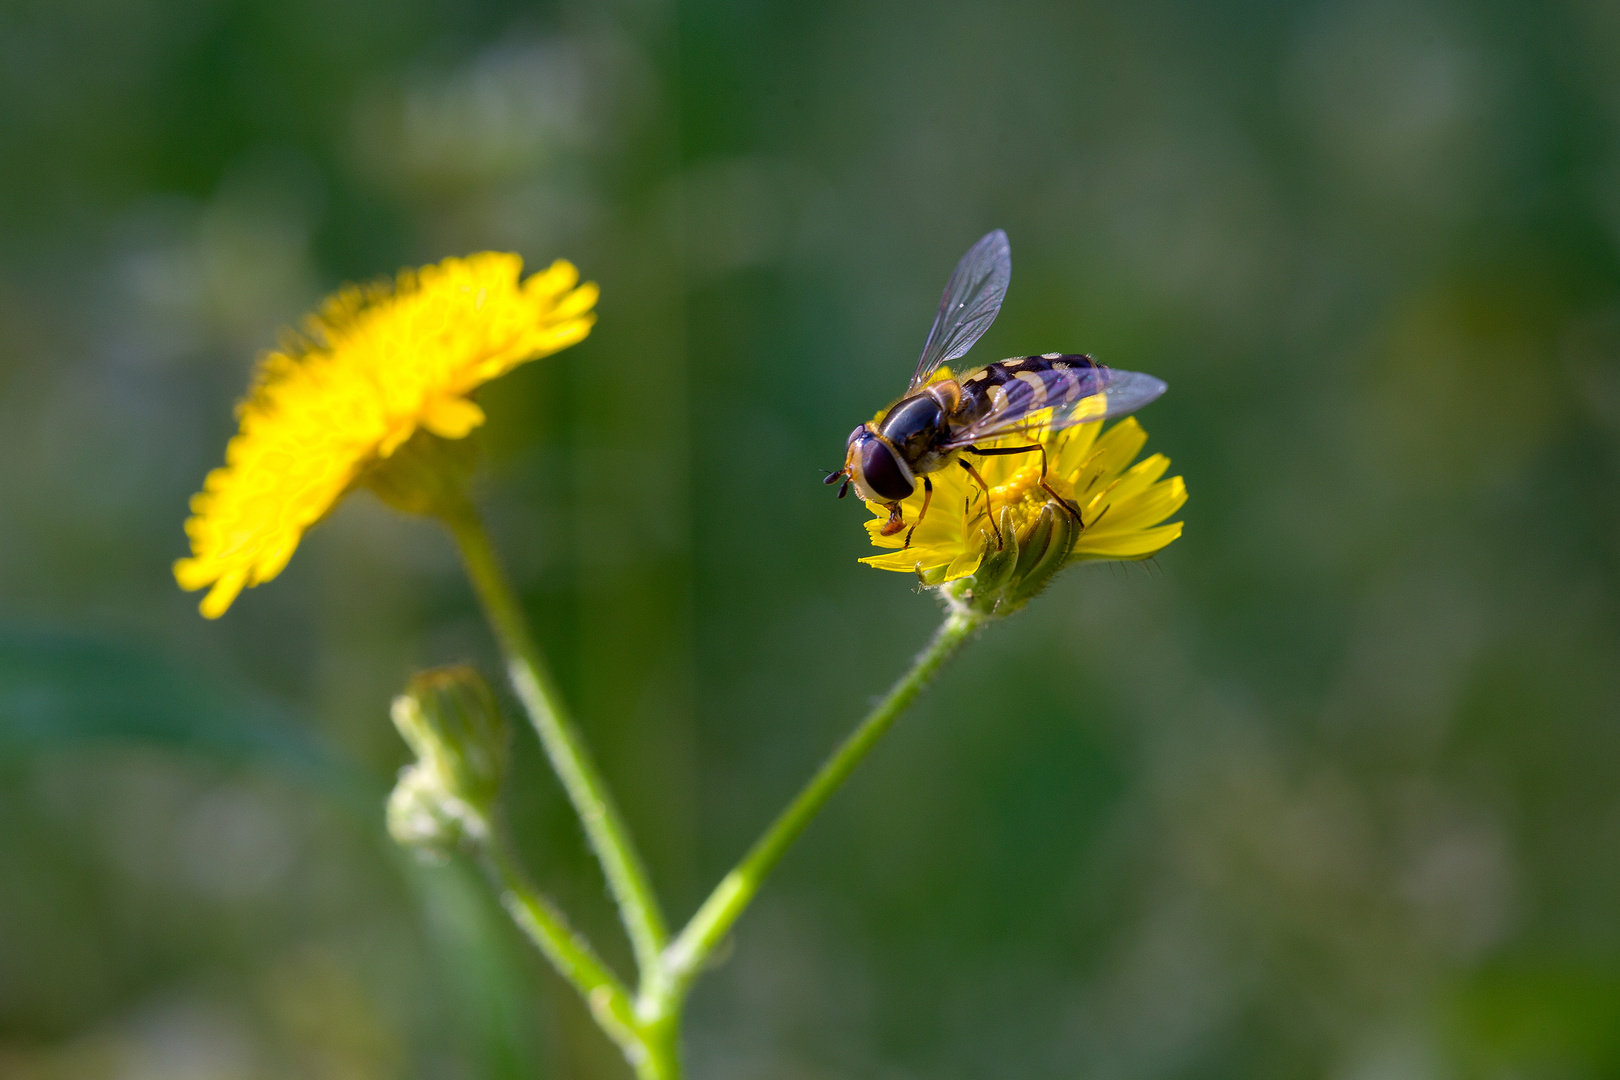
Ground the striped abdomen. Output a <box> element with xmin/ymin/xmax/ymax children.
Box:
<box><xmin>954</xmin><ymin>353</ymin><xmax>1101</xmax><ymax>430</ymax></box>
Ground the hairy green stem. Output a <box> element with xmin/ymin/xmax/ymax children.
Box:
<box><xmin>448</xmin><ymin>500</ymin><xmax>983</xmax><ymax>1078</ymax></box>
<box><xmin>481</xmin><ymin>821</ymin><xmax>681</xmax><ymax>1079</ymax></box>
<box><xmin>645</xmin><ymin>608</ymin><xmax>985</xmax><ymax>1017</ymax></box>
<box><xmin>445</xmin><ymin>509</ymin><xmax>670</xmax><ymax>984</ymax></box>
<box><xmin>480</xmin><ymin>823</ymin><xmax>640</xmax><ymax>1044</ymax></box>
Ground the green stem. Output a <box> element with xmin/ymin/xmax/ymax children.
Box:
<box><xmin>445</xmin><ymin>509</ymin><xmax>670</xmax><ymax>984</ymax></box>
<box><xmin>646</xmin><ymin>608</ymin><xmax>984</xmax><ymax>1016</ymax></box>
<box><xmin>480</xmin><ymin>824</ymin><xmax>646</xmax><ymax>1059</ymax></box>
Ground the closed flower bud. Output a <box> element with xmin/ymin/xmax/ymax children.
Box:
<box><xmin>387</xmin><ymin>763</ymin><xmax>466</xmax><ymax>859</ymax></box>
<box><xmin>387</xmin><ymin>665</ymin><xmax>508</xmax><ymax>853</ymax></box>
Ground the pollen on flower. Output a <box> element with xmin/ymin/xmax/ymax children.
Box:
<box><xmin>859</xmin><ymin>415</ymin><xmax>1186</xmax><ymax>586</ymax></box>
<box><xmin>174</xmin><ymin>252</ymin><xmax>598</xmax><ymax>618</ymax></box>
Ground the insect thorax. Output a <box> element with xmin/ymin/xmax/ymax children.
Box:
<box><xmin>876</xmin><ymin>391</ymin><xmax>951</xmax><ymax>466</ymax></box>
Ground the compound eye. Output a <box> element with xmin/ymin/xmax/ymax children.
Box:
<box><xmin>846</xmin><ymin>424</ymin><xmax>867</xmax><ymax>448</ymax></box>
<box><xmin>858</xmin><ymin>439</ymin><xmax>914</xmax><ymax>501</ymax></box>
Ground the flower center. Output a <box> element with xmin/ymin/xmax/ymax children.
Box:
<box><xmin>970</xmin><ymin>459</ymin><xmax>1070</xmax><ymax>541</ymax></box>
<box><xmin>988</xmin><ymin>461</ymin><xmax>1042</xmax><ymax>504</ymax></box>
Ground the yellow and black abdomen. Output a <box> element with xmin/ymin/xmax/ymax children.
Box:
<box><xmin>955</xmin><ymin>354</ymin><xmax>1099</xmax><ymax>430</ymax></box>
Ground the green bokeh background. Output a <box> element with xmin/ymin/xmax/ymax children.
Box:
<box><xmin>3</xmin><ymin>0</ymin><xmax>1619</xmax><ymax>1077</ymax></box>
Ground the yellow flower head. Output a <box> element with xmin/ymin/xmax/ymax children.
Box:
<box><xmin>860</xmin><ymin>375</ymin><xmax>1185</xmax><ymax>608</ymax></box>
<box><xmin>175</xmin><ymin>252</ymin><xmax>598</xmax><ymax>618</ymax></box>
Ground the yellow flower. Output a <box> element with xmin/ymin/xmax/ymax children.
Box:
<box><xmin>859</xmin><ymin>412</ymin><xmax>1186</xmax><ymax>592</ymax></box>
<box><xmin>175</xmin><ymin>252</ymin><xmax>598</xmax><ymax>618</ymax></box>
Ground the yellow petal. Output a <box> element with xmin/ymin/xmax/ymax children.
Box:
<box><xmin>1093</xmin><ymin>476</ymin><xmax>1187</xmax><ymax>534</ymax></box>
<box><xmin>199</xmin><ymin>569</ymin><xmax>248</xmax><ymax>619</ymax></box>
<box><xmin>943</xmin><ymin>538</ymin><xmax>987</xmax><ymax>580</ymax></box>
<box><xmin>524</xmin><ymin>259</ymin><xmax>580</xmax><ymax>299</ymax></box>
<box><xmin>1074</xmin><ymin>521</ymin><xmax>1183</xmax><ymax>560</ymax></box>
<box><xmin>551</xmin><ymin>282</ymin><xmax>601</xmax><ymax>320</ymax></box>
<box><xmin>1101</xmin><ymin>453</ymin><xmax>1171</xmax><ymax>505</ymax></box>
<box><xmin>173</xmin><ymin>556</ymin><xmax>212</xmax><ymax>591</ymax></box>
<box><xmin>420</xmin><ymin>395</ymin><xmax>487</xmax><ymax>439</ymax></box>
<box><xmin>1054</xmin><ymin>421</ymin><xmax>1103</xmax><ymax>477</ymax></box>
<box><xmin>861</xmin><ymin>549</ymin><xmax>945</xmax><ymax>574</ymax></box>
<box><xmin>254</xmin><ymin>536</ymin><xmax>300</xmax><ymax>582</ymax></box>
<box><xmin>1087</xmin><ymin>417</ymin><xmax>1148</xmax><ymax>486</ymax></box>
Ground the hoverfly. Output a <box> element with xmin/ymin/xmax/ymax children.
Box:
<box><xmin>825</xmin><ymin>229</ymin><xmax>1167</xmax><ymax>548</ymax></box>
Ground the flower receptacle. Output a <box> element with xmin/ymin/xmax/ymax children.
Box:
<box><xmin>944</xmin><ymin>499</ymin><xmax>1081</xmax><ymax>618</ymax></box>
<box><xmin>364</xmin><ymin>428</ymin><xmax>480</xmax><ymax>521</ymax></box>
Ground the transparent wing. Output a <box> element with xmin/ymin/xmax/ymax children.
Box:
<box><xmin>940</xmin><ymin>362</ymin><xmax>1167</xmax><ymax>449</ymax></box>
<box><xmin>910</xmin><ymin>229</ymin><xmax>1012</xmax><ymax>391</ymax></box>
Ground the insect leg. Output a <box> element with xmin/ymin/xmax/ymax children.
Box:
<box><xmin>1029</xmin><ymin>444</ymin><xmax>1083</xmax><ymax>524</ymax></box>
<box><xmin>904</xmin><ymin>476</ymin><xmax>934</xmax><ymax>549</ymax></box>
<box><xmin>1039</xmin><ymin>478</ymin><xmax>1083</xmax><ymax>524</ymax></box>
<box><xmin>880</xmin><ymin>502</ymin><xmax>906</xmax><ymax>536</ymax></box>
<box><xmin>970</xmin><ymin>443</ymin><xmax>1081</xmax><ymax>522</ymax></box>
<box><xmin>957</xmin><ymin>459</ymin><xmax>1003</xmax><ymax>548</ymax></box>
<box><xmin>965</xmin><ymin>443</ymin><xmax>1041</xmax><ymax>459</ymax></box>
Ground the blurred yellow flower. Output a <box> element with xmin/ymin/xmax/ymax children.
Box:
<box><xmin>175</xmin><ymin>253</ymin><xmax>598</xmax><ymax>618</ymax></box>
<box><xmin>860</xmin><ymin>415</ymin><xmax>1186</xmax><ymax>584</ymax></box>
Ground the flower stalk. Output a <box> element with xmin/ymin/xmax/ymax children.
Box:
<box><xmin>441</xmin><ymin>507</ymin><xmax>671</xmax><ymax>985</ymax></box>
<box><xmin>644</xmin><ymin>606</ymin><xmax>984</xmax><ymax>1018</ymax></box>
<box><xmin>437</xmin><ymin>498</ymin><xmax>987</xmax><ymax>1075</ymax></box>
<box><xmin>481</xmin><ymin>820</ymin><xmax>674</xmax><ymax>1079</ymax></box>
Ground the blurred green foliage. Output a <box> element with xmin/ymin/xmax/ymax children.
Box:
<box><xmin>2</xmin><ymin>0</ymin><xmax>1619</xmax><ymax>1077</ymax></box>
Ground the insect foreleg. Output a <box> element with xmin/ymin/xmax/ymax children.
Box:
<box><xmin>903</xmin><ymin>476</ymin><xmax>933</xmax><ymax>550</ymax></box>
<box><xmin>880</xmin><ymin>502</ymin><xmax>906</xmax><ymax>536</ymax></box>
<box><xmin>957</xmin><ymin>459</ymin><xmax>1003</xmax><ymax>548</ymax></box>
